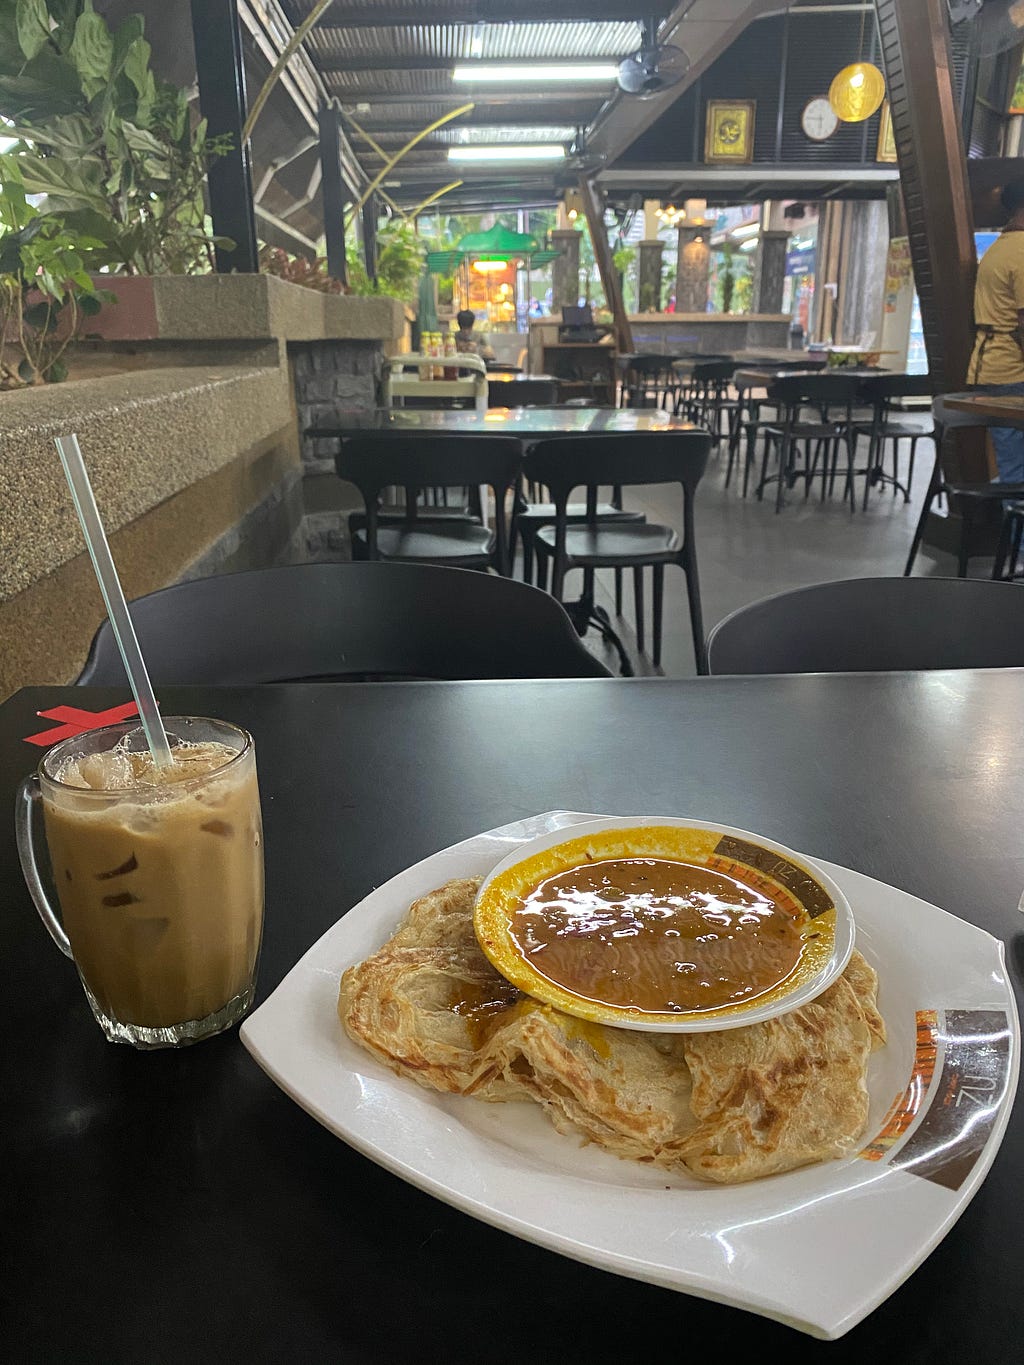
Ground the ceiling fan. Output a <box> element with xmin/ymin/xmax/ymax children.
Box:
<box><xmin>947</xmin><ymin>0</ymin><xmax>1024</xmax><ymax>55</ymax></box>
<box><xmin>617</xmin><ymin>16</ymin><xmax>690</xmax><ymax>99</ymax></box>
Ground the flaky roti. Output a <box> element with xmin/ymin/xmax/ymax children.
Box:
<box><xmin>338</xmin><ymin>878</ymin><xmax>883</xmax><ymax>1184</ymax></box>
<box><xmin>675</xmin><ymin>975</ymin><xmax>872</xmax><ymax>1182</ymax></box>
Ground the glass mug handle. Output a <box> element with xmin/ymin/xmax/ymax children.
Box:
<box><xmin>15</xmin><ymin>774</ymin><xmax>73</xmax><ymax>958</ymax></box>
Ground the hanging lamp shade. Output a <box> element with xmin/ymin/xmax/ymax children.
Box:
<box><xmin>828</xmin><ymin>62</ymin><xmax>886</xmax><ymax>123</ymax></box>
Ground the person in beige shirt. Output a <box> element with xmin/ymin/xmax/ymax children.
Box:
<box><xmin>969</xmin><ymin>176</ymin><xmax>1024</xmax><ymax>483</ymax></box>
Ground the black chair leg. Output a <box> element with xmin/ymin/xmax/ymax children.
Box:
<box><xmin>652</xmin><ymin>563</ymin><xmax>665</xmax><ymax>668</ymax></box>
<box><xmin>992</xmin><ymin>513</ymin><xmax>1014</xmax><ymax>580</ymax></box>
<box><xmin>906</xmin><ymin>438</ymin><xmax>919</xmax><ymax>500</ymax></box>
<box><xmin>957</xmin><ymin>502</ymin><xmax>974</xmax><ymax>578</ymax></box>
<box><xmin>633</xmin><ymin>566</ymin><xmax>645</xmax><ymax>655</ymax></box>
<box><xmin>1011</xmin><ymin>515</ymin><xmax>1024</xmax><ymax>578</ymax></box>
<box><xmin>615</xmin><ymin>567</ymin><xmax>623</xmax><ymax>616</ymax></box>
<box><xmin>521</xmin><ymin>533</ymin><xmax>534</xmax><ymax>585</ymax></box>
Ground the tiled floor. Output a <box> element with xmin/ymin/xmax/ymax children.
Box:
<box><xmin>535</xmin><ymin>420</ymin><xmax>985</xmax><ymax>679</ymax></box>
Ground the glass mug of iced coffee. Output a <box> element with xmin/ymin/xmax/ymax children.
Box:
<box><xmin>15</xmin><ymin>717</ymin><xmax>264</xmax><ymax>1048</ymax></box>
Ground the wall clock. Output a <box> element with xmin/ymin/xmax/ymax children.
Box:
<box><xmin>801</xmin><ymin>97</ymin><xmax>839</xmax><ymax>142</ymax></box>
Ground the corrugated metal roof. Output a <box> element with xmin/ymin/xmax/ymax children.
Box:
<box><xmin>282</xmin><ymin>4</ymin><xmax>645</xmax><ymax>204</ymax></box>
<box><xmin>305</xmin><ymin>21</ymin><xmax>638</xmax><ymax>63</ymax></box>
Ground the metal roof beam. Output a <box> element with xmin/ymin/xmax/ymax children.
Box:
<box><xmin>328</xmin><ymin>88</ymin><xmax>601</xmax><ymax>105</ymax></box>
<box><xmin>312</xmin><ymin>2</ymin><xmax>671</xmax><ymax>25</ymax></box>
<box><xmin>315</xmin><ymin>55</ymin><xmax>622</xmax><ymax>72</ymax></box>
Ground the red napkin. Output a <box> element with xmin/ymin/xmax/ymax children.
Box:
<box><xmin>23</xmin><ymin>701</ymin><xmax>145</xmax><ymax>748</ymax></box>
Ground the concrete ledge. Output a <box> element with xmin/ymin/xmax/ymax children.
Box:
<box><xmin>0</xmin><ymin>364</ymin><xmax>293</xmax><ymax>601</ymax></box>
<box><xmin>0</xmin><ymin>436</ymin><xmax>298</xmax><ymax>694</ymax></box>
<box><xmin>88</xmin><ymin>273</ymin><xmax>408</xmax><ymax>345</ymax></box>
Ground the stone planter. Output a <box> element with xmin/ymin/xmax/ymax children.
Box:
<box><xmin>83</xmin><ymin>273</ymin><xmax>409</xmax><ymax>346</ymax></box>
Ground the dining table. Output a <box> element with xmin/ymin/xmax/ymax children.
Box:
<box><xmin>3</xmin><ymin>674</ymin><xmax>1022</xmax><ymax>1363</ymax></box>
<box><xmin>305</xmin><ymin>405</ymin><xmax>698</xmax><ymax>441</ymax></box>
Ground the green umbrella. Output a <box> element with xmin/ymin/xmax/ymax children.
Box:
<box><xmin>416</xmin><ymin>270</ymin><xmax>439</xmax><ymax>332</ymax></box>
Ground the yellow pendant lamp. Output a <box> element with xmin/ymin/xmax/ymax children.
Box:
<box><xmin>829</xmin><ymin>61</ymin><xmax>886</xmax><ymax>123</ymax></box>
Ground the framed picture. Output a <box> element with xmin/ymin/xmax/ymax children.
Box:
<box><xmin>876</xmin><ymin>100</ymin><xmax>897</xmax><ymax>163</ymax></box>
<box><xmin>704</xmin><ymin>100</ymin><xmax>755</xmax><ymax>164</ymax></box>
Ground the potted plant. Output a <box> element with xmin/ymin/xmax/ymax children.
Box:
<box><xmin>0</xmin><ymin>171</ymin><xmax>112</xmax><ymax>387</ymax></box>
<box><xmin>345</xmin><ymin>220</ymin><xmax>425</xmax><ymax>305</ymax></box>
<box><xmin>0</xmin><ymin>0</ymin><xmax>232</xmax><ymax>280</ymax></box>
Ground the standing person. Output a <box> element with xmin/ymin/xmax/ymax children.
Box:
<box><xmin>454</xmin><ymin>308</ymin><xmax>496</xmax><ymax>361</ymax></box>
<box><xmin>969</xmin><ymin>176</ymin><xmax>1024</xmax><ymax>484</ymax></box>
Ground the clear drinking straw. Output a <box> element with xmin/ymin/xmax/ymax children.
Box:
<box><xmin>54</xmin><ymin>433</ymin><xmax>173</xmax><ymax>770</ymax></box>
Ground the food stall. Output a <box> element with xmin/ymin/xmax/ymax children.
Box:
<box><xmin>425</xmin><ymin>225</ymin><xmax>560</xmax><ymax>341</ymax></box>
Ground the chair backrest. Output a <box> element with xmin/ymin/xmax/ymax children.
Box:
<box><xmin>76</xmin><ymin>562</ymin><xmax>613</xmax><ymax>684</ymax></box>
<box><xmin>767</xmin><ymin>371</ymin><xmax>863</xmax><ymax>407</ymax></box>
<box><xmin>690</xmin><ymin>359</ymin><xmax>737</xmax><ymax>383</ymax></box>
<box><xmin>858</xmin><ymin>371</ymin><xmax>933</xmax><ymax>402</ymax></box>
<box><xmin>524</xmin><ymin>432</ymin><xmax>712</xmax><ymax>501</ymax></box>
<box><xmin>625</xmin><ymin>354</ymin><xmax>670</xmax><ymax>375</ymax></box>
<box><xmin>706</xmin><ymin>576</ymin><xmax>1024</xmax><ymax>674</ymax></box>
<box><xmin>335</xmin><ymin>433</ymin><xmax>522</xmax><ymax>498</ymax></box>
<box><xmin>488</xmin><ymin>379</ymin><xmax>558</xmax><ymax>408</ymax></box>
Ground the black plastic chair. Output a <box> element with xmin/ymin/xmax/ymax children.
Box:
<box><xmin>854</xmin><ymin>372</ymin><xmax>934</xmax><ymax>508</ymax></box>
<box><xmin>675</xmin><ymin>359</ymin><xmax>737</xmax><ymax>443</ymax></box>
<box><xmin>335</xmin><ymin>434</ymin><xmax>521</xmax><ymax>575</ymax></box>
<box><xmin>488</xmin><ymin>379</ymin><xmax>558</xmax><ymax>408</ymax></box>
<box><xmin>906</xmin><ymin>394</ymin><xmax>1024</xmax><ymax>577</ymax></box>
<box><xmin>524</xmin><ymin>433</ymin><xmax>712</xmax><ymax>672</ymax></box>
<box><xmin>706</xmin><ymin>576</ymin><xmax>1024</xmax><ymax>675</ymax></box>
<box><xmin>619</xmin><ymin>354</ymin><xmax>679</xmax><ymax>410</ymax></box>
<box><xmin>753</xmin><ymin>371</ymin><xmax>863</xmax><ymax>511</ymax></box>
<box><xmin>76</xmin><ymin>563</ymin><xmax>612</xmax><ymax>684</ymax></box>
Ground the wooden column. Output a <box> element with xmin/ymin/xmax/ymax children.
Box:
<box><xmin>875</xmin><ymin>0</ymin><xmax>991</xmax><ymax>561</ymax></box>
<box><xmin>874</xmin><ymin>0</ymin><xmax>976</xmax><ymax>398</ymax></box>
<box><xmin>579</xmin><ymin>177</ymin><xmax>634</xmax><ymax>354</ymax></box>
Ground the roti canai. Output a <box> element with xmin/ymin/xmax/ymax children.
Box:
<box><xmin>338</xmin><ymin>877</ymin><xmax>885</xmax><ymax>1183</ymax></box>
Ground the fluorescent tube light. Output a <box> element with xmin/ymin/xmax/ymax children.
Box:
<box><xmin>452</xmin><ymin>63</ymin><xmax>618</xmax><ymax>83</ymax></box>
<box><xmin>731</xmin><ymin>222</ymin><xmax>761</xmax><ymax>239</ymax></box>
<box><xmin>448</xmin><ymin>145</ymin><xmax>565</xmax><ymax>162</ymax></box>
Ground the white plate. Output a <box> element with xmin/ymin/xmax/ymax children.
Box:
<box><xmin>240</xmin><ymin>810</ymin><xmax>1020</xmax><ymax>1340</ymax></box>
<box><xmin>474</xmin><ymin>815</ymin><xmax>855</xmax><ymax>1032</ymax></box>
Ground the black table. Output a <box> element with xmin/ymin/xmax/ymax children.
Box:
<box><xmin>306</xmin><ymin>406</ymin><xmax>697</xmax><ymax>439</ymax></box>
<box><xmin>4</xmin><ymin>677</ymin><xmax>1023</xmax><ymax>1363</ymax></box>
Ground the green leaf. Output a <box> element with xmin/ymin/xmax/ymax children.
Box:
<box><xmin>70</xmin><ymin>9</ymin><xmax>114</xmax><ymax>97</ymax></box>
<box><xmin>121</xmin><ymin>34</ymin><xmax>151</xmax><ymax>97</ymax></box>
<box><xmin>78</xmin><ymin>291</ymin><xmax>101</xmax><ymax>315</ymax></box>
<box><xmin>47</xmin><ymin>359</ymin><xmax>68</xmax><ymax>383</ymax></box>
<box><xmin>120</xmin><ymin>120</ymin><xmax>167</xmax><ymax>158</ymax></box>
<box><xmin>18</xmin><ymin>358</ymin><xmax>36</xmax><ymax>382</ymax></box>
<box><xmin>16</xmin><ymin>0</ymin><xmax>50</xmax><ymax>61</ymax></box>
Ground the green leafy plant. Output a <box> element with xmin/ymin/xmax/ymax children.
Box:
<box><xmin>0</xmin><ymin>0</ymin><xmax>232</xmax><ymax>275</ymax></box>
<box><xmin>259</xmin><ymin>245</ymin><xmax>345</xmax><ymax>294</ymax></box>
<box><xmin>346</xmin><ymin>219</ymin><xmax>425</xmax><ymax>304</ymax></box>
<box><xmin>717</xmin><ymin>242</ymin><xmax>736</xmax><ymax>314</ymax></box>
<box><xmin>612</xmin><ymin>245</ymin><xmax>635</xmax><ymax>275</ymax></box>
<box><xmin>0</xmin><ymin>172</ymin><xmax>112</xmax><ymax>386</ymax></box>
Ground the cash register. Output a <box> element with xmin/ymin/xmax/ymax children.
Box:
<box><xmin>558</xmin><ymin>305</ymin><xmax>610</xmax><ymax>344</ymax></box>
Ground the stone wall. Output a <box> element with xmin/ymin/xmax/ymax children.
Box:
<box><xmin>291</xmin><ymin>339</ymin><xmax>384</xmax><ymax>475</ymax></box>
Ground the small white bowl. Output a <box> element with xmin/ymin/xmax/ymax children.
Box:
<box><xmin>474</xmin><ymin>816</ymin><xmax>855</xmax><ymax>1032</ymax></box>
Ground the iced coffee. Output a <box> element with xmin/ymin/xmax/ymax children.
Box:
<box><xmin>31</xmin><ymin>717</ymin><xmax>264</xmax><ymax>1047</ymax></box>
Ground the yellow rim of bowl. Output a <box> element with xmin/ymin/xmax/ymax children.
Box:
<box><xmin>473</xmin><ymin>824</ymin><xmax>838</xmax><ymax>1028</ymax></box>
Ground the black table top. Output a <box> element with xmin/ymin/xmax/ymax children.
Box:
<box><xmin>4</xmin><ymin>677</ymin><xmax>1023</xmax><ymax>1363</ymax></box>
<box><xmin>306</xmin><ymin>407</ymin><xmax>698</xmax><ymax>439</ymax></box>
